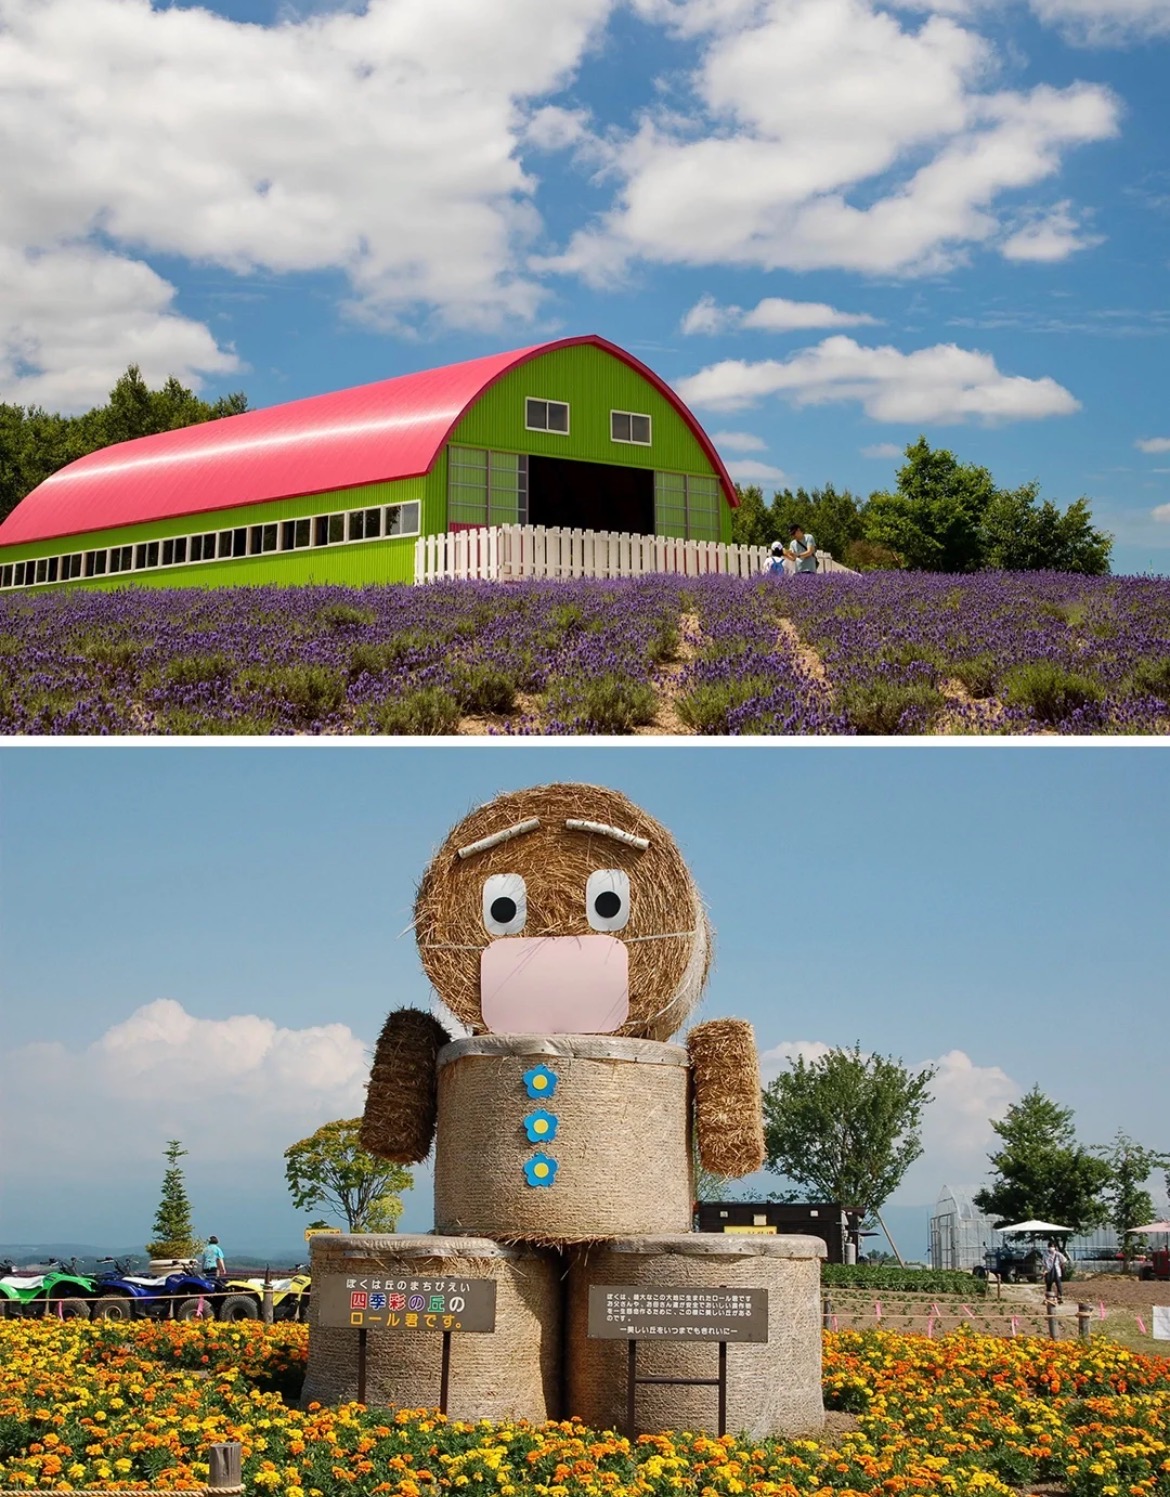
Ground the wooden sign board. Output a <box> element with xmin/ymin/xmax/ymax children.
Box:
<box><xmin>587</xmin><ymin>1285</ymin><xmax>768</xmax><ymax>1341</ymax></box>
<box><xmin>315</xmin><ymin>1274</ymin><xmax>497</xmax><ymax>1332</ymax></box>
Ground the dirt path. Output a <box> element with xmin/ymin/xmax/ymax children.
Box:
<box><xmin>633</xmin><ymin>610</ymin><xmax>701</xmax><ymax>736</ymax></box>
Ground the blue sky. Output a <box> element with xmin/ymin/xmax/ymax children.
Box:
<box><xmin>1</xmin><ymin>744</ymin><xmax>1166</xmax><ymax>1259</ymax></box>
<box><xmin>2</xmin><ymin>0</ymin><xmax>1170</xmax><ymax>573</ymax></box>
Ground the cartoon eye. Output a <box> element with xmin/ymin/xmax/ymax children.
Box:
<box><xmin>483</xmin><ymin>873</ymin><xmax>527</xmax><ymax>935</ymax></box>
<box><xmin>586</xmin><ymin>869</ymin><xmax>630</xmax><ymax>932</ymax></box>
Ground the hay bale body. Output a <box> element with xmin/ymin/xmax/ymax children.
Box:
<box><xmin>687</xmin><ymin>1018</ymin><xmax>766</xmax><ymax>1178</ymax></box>
<box><xmin>434</xmin><ymin>1036</ymin><xmax>693</xmax><ymax>1242</ymax></box>
<box><xmin>303</xmin><ymin>1235</ymin><xmax>561</xmax><ymax>1421</ymax></box>
<box><xmin>361</xmin><ymin>1007</ymin><xmax>452</xmax><ymax>1164</ymax></box>
<box><xmin>566</xmin><ymin>1235</ymin><xmax>825</xmax><ymax>1438</ymax></box>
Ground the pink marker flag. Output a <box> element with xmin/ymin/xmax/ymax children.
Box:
<box><xmin>926</xmin><ymin>1316</ymin><xmax>936</xmax><ymax>1339</ymax></box>
<box><xmin>832</xmin><ymin>1314</ymin><xmax>839</xmax><ymax>1331</ymax></box>
<box><xmin>1137</xmin><ymin>1316</ymin><xmax>1148</xmax><ymax>1335</ymax></box>
<box><xmin>1098</xmin><ymin>1302</ymin><xmax>1107</xmax><ymax>1319</ymax></box>
<box><xmin>932</xmin><ymin>1303</ymin><xmax>942</xmax><ymax>1317</ymax></box>
<box><xmin>1010</xmin><ymin>1316</ymin><xmax>1019</xmax><ymax>1337</ymax></box>
<box><xmin>874</xmin><ymin>1301</ymin><xmax>882</xmax><ymax>1321</ymax></box>
<box><xmin>963</xmin><ymin>1304</ymin><xmax>975</xmax><ymax>1317</ymax></box>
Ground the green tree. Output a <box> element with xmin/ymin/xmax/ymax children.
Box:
<box><xmin>1093</xmin><ymin>1131</ymin><xmax>1170</xmax><ymax>1272</ymax></box>
<box><xmin>284</xmin><ymin>1118</ymin><xmax>414</xmax><ymax>1233</ymax></box>
<box><xmin>730</xmin><ymin>485</ymin><xmax>774</xmax><ymax>546</ymax></box>
<box><xmin>145</xmin><ymin>1140</ymin><xmax>201</xmax><ymax>1259</ymax></box>
<box><xmin>762</xmin><ymin>1045</ymin><xmax>936</xmax><ymax>1220</ymax></box>
<box><xmin>981</xmin><ymin>485</ymin><xmax>1112</xmax><ymax>574</ymax></box>
<box><xmin>973</xmin><ymin>1087</ymin><xmax>1111</xmax><ymax>1233</ymax></box>
<box><xmin>863</xmin><ymin>438</ymin><xmax>996</xmax><ymax>572</ymax></box>
<box><xmin>0</xmin><ymin>367</ymin><xmax>248</xmax><ymax>525</ymax></box>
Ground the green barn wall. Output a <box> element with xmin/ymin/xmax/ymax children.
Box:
<box><xmin>1</xmin><ymin>342</ymin><xmax>734</xmax><ymax>592</ymax></box>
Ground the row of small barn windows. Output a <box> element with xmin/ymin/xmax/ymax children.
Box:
<box><xmin>528</xmin><ymin>400</ymin><xmax>651</xmax><ymax>447</ymax></box>
<box><xmin>0</xmin><ymin>500</ymin><xmax>422</xmax><ymax>591</ymax></box>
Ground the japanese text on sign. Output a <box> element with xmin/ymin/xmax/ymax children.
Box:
<box><xmin>586</xmin><ymin>1285</ymin><xmax>769</xmax><ymax>1342</ymax></box>
<box><xmin>315</xmin><ymin>1275</ymin><xmax>497</xmax><ymax>1332</ymax></box>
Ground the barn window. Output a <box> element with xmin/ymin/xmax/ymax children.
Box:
<box><xmin>190</xmin><ymin>533</ymin><xmax>219</xmax><ymax>562</ymax></box>
<box><xmin>386</xmin><ymin>501</ymin><xmax>421</xmax><ymax>537</ymax></box>
<box><xmin>249</xmin><ymin>524</ymin><xmax>278</xmax><ymax>555</ymax></box>
<box><xmin>448</xmin><ymin>447</ymin><xmax>527</xmax><ymax>529</ymax></box>
<box><xmin>611</xmin><ymin>411</ymin><xmax>651</xmax><ymax>445</ymax></box>
<box><xmin>62</xmin><ymin>554</ymin><xmax>83</xmax><ymax>580</ymax></box>
<box><xmin>0</xmin><ymin>565</ymin><xmax>11</xmax><ymax>588</ymax></box>
<box><xmin>84</xmin><ymin>550</ymin><xmax>107</xmax><ymax>577</ymax></box>
<box><xmin>654</xmin><ymin>472</ymin><xmax>720</xmax><ymax>542</ymax></box>
<box><xmin>107</xmin><ymin>546</ymin><xmax>133</xmax><ymax>574</ymax></box>
<box><xmin>161</xmin><ymin>537</ymin><xmax>188</xmax><ymax>567</ymax></box>
<box><xmin>525</xmin><ymin>398</ymin><xmax>569</xmax><ymax>435</ymax></box>
<box><xmin>281</xmin><ymin>518</ymin><xmax>312</xmax><ymax>551</ymax></box>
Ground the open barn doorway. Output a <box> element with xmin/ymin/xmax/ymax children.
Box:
<box><xmin>527</xmin><ymin>455</ymin><xmax>654</xmax><ymax>536</ymax></box>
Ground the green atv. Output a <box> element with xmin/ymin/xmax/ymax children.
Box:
<box><xmin>219</xmin><ymin>1268</ymin><xmax>311</xmax><ymax>1322</ymax></box>
<box><xmin>0</xmin><ymin>1258</ymin><xmax>96</xmax><ymax>1318</ymax></box>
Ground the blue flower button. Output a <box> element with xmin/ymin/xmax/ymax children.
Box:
<box><xmin>522</xmin><ymin>1065</ymin><xmax>558</xmax><ymax>1099</ymax></box>
<box><xmin>523</xmin><ymin>1153</ymin><xmax>558</xmax><ymax>1188</ymax></box>
<box><xmin>523</xmin><ymin>1110</ymin><xmax>558</xmax><ymax>1144</ymax></box>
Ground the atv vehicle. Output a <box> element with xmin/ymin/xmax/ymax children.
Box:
<box><xmin>0</xmin><ymin>1259</ymin><xmax>96</xmax><ymax>1318</ymax></box>
<box><xmin>88</xmin><ymin>1258</ymin><xmax>227</xmax><ymax>1321</ymax></box>
<box><xmin>974</xmin><ymin>1245</ymin><xmax>1043</xmax><ymax>1283</ymax></box>
<box><xmin>1139</xmin><ymin>1247</ymin><xmax>1170</xmax><ymax>1281</ymax></box>
<box><xmin>220</xmin><ymin>1268</ymin><xmax>311</xmax><ymax>1322</ymax></box>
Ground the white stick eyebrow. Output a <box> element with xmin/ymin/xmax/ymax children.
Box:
<box><xmin>564</xmin><ymin>818</ymin><xmax>649</xmax><ymax>850</ymax></box>
<box><xmin>457</xmin><ymin>818</ymin><xmax>541</xmax><ymax>859</ymax></box>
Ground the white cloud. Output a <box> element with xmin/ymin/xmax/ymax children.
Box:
<box><xmin>0</xmin><ymin>999</ymin><xmax>371</xmax><ymax>1173</ymax></box>
<box><xmin>725</xmin><ymin>459</ymin><xmax>789</xmax><ymax>481</ymax></box>
<box><xmin>1153</xmin><ymin>503</ymin><xmax>1170</xmax><ymax>523</ymax></box>
<box><xmin>757</xmin><ymin>1040</ymin><xmax>1020</xmax><ymax>1200</ymax></box>
<box><xmin>862</xmin><ymin>442</ymin><xmax>904</xmax><ymax>458</ymax></box>
<box><xmin>712</xmin><ymin>429</ymin><xmax>768</xmax><ymax>452</ymax></box>
<box><xmin>1026</xmin><ymin>0</ymin><xmax>1170</xmax><ymax>44</ymax></box>
<box><xmin>1137</xmin><ymin>437</ymin><xmax>1170</xmax><ymax>454</ymax></box>
<box><xmin>676</xmin><ymin>336</ymin><xmax>1081</xmax><ymax>422</ymax></box>
<box><xmin>543</xmin><ymin>0</ymin><xmax>1119</xmax><ymax>281</ymax></box>
<box><xmin>682</xmin><ymin>293</ymin><xmax>880</xmax><ymax>334</ymax></box>
<box><xmin>1000</xmin><ymin>201</ymin><xmax>1103</xmax><ymax>262</ymax></box>
<box><xmin>0</xmin><ymin>245</ymin><xmax>240</xmax><ymax>411</ymax></box>
<box><xmin>0</xmin><ymin>0</ymin><xmax>614</xmax><ymax>408</ymax></box>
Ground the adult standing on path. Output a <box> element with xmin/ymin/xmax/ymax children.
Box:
<box><xmin>787</xmin><ymin>524</ymin><xmax>818</xmax><ymax>573</ymax></box>
<box><xmin>200</xmin><ymin>1236</ymin><xmax>226</xmax><ymax>1281</ymax></box>
<box><xmin>1041</xmin><ymin>1240</ymin><xmax>1068</xmax><ymax>1303</ymax></box>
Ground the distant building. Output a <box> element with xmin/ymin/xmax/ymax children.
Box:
<box><xmin>0</xmin><ymin>335</ymin><xmax>737</xmax><ymax>593</ymax></box>
<box><xmin>696</xmin><ymin>1201</ymin><xmax>863</xmax><ymax>1264</ymax></box>
<box><xmin>929</xmin><ymin>1186</ymin><xmax>995</xmax><ymax>1271</ymax></box>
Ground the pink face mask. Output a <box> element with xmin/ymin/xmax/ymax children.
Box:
<box><xmin>479</xmin><ymin>935</ymin><xmax>630</xmax><ymax>1033</ymax></box>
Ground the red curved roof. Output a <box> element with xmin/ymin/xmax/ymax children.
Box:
<box><xmin>0</xmin><ymin>335</ymin><xmax>737</xmax><ymax>547</ymax></box>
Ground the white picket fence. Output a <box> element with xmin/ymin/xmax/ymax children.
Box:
<box><xmin>414</xmin><ymin>524</ymin><xmax>851</xmax><ymax>584</ymax></box>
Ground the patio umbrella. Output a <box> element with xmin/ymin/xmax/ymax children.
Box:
<box><xmin>1126</xmin><ymin>1221</ymin><xmax>1170</xmax><ymax>1233</ymax></box>
<box><xmin>996</xmin><ymin>1220</ymin><xmax>1073</xmax><ymax>1234</ymax></box>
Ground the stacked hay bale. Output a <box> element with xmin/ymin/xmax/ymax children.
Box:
<box><xmin>309</xmin><ymin>783</ymin><xmax>826</xmax><ymax>1435</ymax></box>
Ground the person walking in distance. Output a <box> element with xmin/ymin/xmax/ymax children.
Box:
<box><xmin>1041</xmin><ymin>1240</ymin><xmax>1068</xmax><ymax>1303</ymax></box>
<box><xmin>200</xmin><ymin>1236</ymin><xmax>227</xmax><ymax>1282</ymax></box>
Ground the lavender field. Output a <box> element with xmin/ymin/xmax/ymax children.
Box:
<box><xmin>1</xmin><ymin>571</ymin><xmax>1168</xmax><ymax>735</ymax></box>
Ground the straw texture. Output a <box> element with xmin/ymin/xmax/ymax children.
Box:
<box><xmin>565</xmin><ymin>1235</ymin><xmax>825</xmax><ymax>1438</ymax></box>
<box><xmin>360</xmin><ymin>1008</ymin><xmax>452</xmax><ymax>1164</ymax></box>
<box><xmin>415</xmin><ymin>784</ymin><xmax>711</xmax><ymax>1042</ymax></box>
<box><xmin>687</xmin><ymin>1018</ymin><xmax>766</xmax><ymax>1178</ymax></box>
<box><xmin>434</xmin><ymin>1039</ymin><xmax>693</xmax><ymax>1243</ymax></box>
<box><xmin>302</xmin><ymin>1235</ymin><xmax>562</xmax><ymax>1421</ymax></box>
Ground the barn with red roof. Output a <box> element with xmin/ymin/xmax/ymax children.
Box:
<box><xmin>0</xmin><ymin>336</ymin><xmax>737</xmax><ymax>592</ymax></box>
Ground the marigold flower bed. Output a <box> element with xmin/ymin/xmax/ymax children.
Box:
<box><xmin>1</xmin><ymin>1322</ymin><xmax>1168</xmax><ymax>1497</ymax></box>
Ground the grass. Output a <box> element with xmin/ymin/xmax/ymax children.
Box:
<box><xmin>999</xmin><ymin>660</ymin><xmax>1104</xmax><ymax>723</ymax></box>
<box><xmin>838</xmin><ymin>680</ymin><xmax>945</xmax><ymax>734</ymax></box>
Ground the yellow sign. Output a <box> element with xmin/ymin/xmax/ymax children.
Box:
<box><xmin>305</xmin><ymin>1227</ymin><xmax>343</xmax><ymax>1240</ymax></box>
<box><xmin>723</xmin><ymin>1225</ymin><xmax>777</xmax><ymax>1235</ymax></box>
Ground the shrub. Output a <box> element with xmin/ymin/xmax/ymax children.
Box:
<box><xmin>158</xmin><ymin>652</ymin><xmax>235</xmax><ymax>688</ymax></box>
<box><xmin>450</xmin><ymin>663</ymin><xmax>518</xmax><ymax>715</ymax></box>
<box><xmin>839</xmin><ymin>680</ymin><xmax>944</xmax><ymax>734</ymax></box>
<box><xmin>822</xmin><ymin>1263</ymin><xmax>988</xmax><ymax>1295</ymax></box>
<box><xmin>348</xmin><ymin>633</ymin><xmax>440</xmax><ymax>678</ymax></box>
<box><xmin>547</xmin><ymin>674</ymin><xmax>657</xmax><ymax>733</ymax></box>
<box><xmin>1126</xmin><ymin>655</ymin><xmax>1170</xmax><ymax>702</ymax></box>
<box><xmin>368</xmin><ymin>687</ymin><xmax>461</xmax><ymax>735</ymax></box>
<box><xmin>999</xmin><ymin>661</ymin><xmax>1104</xmax><ymax>724</ymax></box>
<box><xmin>950</xmin><ymin>653</ymin><xmax>998</xmax><ymax>698</ymax></box>
<box><xmin>80</xmin><ymin>638</ymin><xmax>141</xmax><ymax>671</ymax></box>
<box><xmin>247</xmin><ymin>665</ymin><xmax>347</xmax><ymax>726</ymax></box>
<box><xmin>676</xmin><ymin>675</ymin><xmax>775</xmax><ymax>734</ymax></box>
<box><xmin>844</xmin><ymin>539</ymin><xmax>904</xmax><ymax>571</ymax></box>
<box><xmin>318</xmin><ymin>602</ymin><xmax>374</xmax><ymax>629</ymax></box>
<box><xmin>647</xmin><ymin>620</ymin><xmax>680</xmax><ymax>665</ymax></box>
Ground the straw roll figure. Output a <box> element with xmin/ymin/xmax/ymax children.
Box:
<box><xmin>361</xmin><ymin>783</ymin><xmax>764</xmax><ymax>1242</ymax></box>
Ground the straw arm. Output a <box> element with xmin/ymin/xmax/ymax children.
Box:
<box><xmin>687</xmin><ymin>1018</ymin><xmax>766</xmax><ymax>1178</ymax></box>
<box><xmin>360</xmin><ymin>1007</ymin><xmax>451</xmax><ymax>1163</ymax></box>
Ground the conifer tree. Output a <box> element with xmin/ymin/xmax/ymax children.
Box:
<box><xmin>145</xmin><ymin>1140</ymin><xmax>201</xmax><ymax>1259</ymax></box>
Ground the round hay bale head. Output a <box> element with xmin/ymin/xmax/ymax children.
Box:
<box><xmin>415</xmin><ymin>783</ymin><xmax>711</xmax><ymax>1042</ymax></box>
<box><xmin>303</xmin><ymin>1235</ymin><xmax>561</xmax><ymax>1421</ymax></box>
<box><xmin>434</xmin><ymin>1036</ymin><xmax>693</xmax><ymax>1243</ymax></box>
<box><xmin>566</xmin><ymin>1235</ymin><xmax>825</xmax><ymax>1438</ymax></box>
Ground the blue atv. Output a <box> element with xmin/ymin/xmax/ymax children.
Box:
<box><xmin>89</xmin><ymin>1257</ymin><xmax>227</xmax><ymax>1321</ymax></box>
